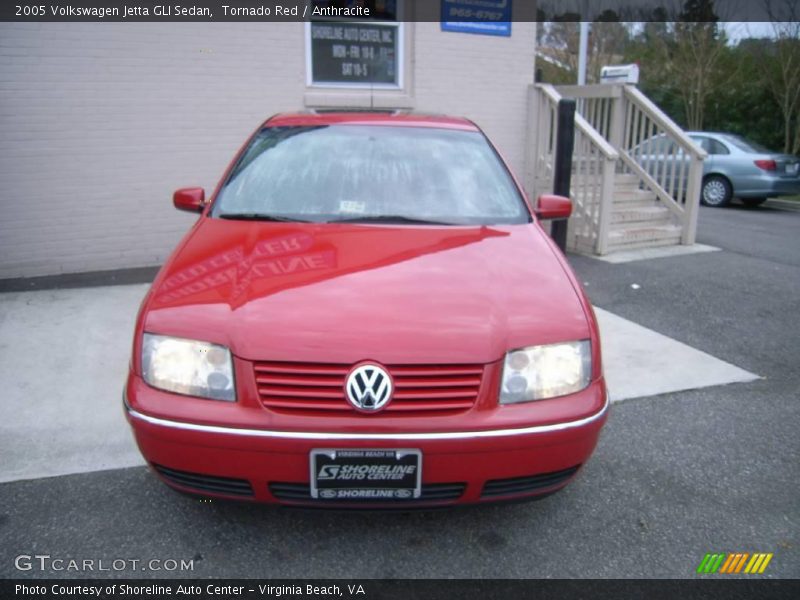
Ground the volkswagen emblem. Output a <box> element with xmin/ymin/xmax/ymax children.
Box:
<box><xmin>345</xmin><ymin>363</ymin><xmax>393</xmax><ymax>412</ymax></box>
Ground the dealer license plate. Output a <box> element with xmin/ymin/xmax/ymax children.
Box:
<box><xmin>787</xmin><ymin>162</ymin><xmax>799</xmax><ymax>175</ymax></box>
<box><xmin>310</xmin><ymin>449</ymin><xmax>422</xmax><ymax>500</ymax></box>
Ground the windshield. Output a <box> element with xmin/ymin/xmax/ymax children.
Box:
<box><xmin>721</xmin><ymin>134</ymin><xmax>773</xmax><ymax>154</ymax></box>
<box><xmin>211</xmin><ymin>125</ymin><xmax>530</xmax><ymax>225</ymax></box>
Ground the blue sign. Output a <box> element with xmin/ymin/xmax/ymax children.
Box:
<box><xmin>441</xmin><ymin>0</ymin><xmax>512</xmax><ymax>37</ymax></box>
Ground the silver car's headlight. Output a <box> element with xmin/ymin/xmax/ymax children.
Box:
<box><xmin>142</xmin><ymin>334</ymin><xmax>235</xmax><ymax>401</ymax></box>
<box><xmin>499</xmin><ymin>340</ymin><xmax>592</xmax><ymax>404</ymax></box>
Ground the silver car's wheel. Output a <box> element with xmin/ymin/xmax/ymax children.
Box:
<box><xmin>701</xmin><ymin>175</ymin><xmax>732</xmax><ymax>207</ymax></box>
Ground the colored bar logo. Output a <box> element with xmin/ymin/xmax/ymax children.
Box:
<box><xmin>696</xmin><ymin>553</ymin><xmax>773</xmax><ymax>574</ymax></box>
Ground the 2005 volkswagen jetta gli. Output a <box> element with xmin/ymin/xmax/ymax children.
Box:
<box><xmin>124</xmin><ymin>111</ymin><xmax>609</xmax><ymax>507</ymax></box>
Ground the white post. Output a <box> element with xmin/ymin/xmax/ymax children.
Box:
<box><xmin>608</xmin><ymin>85</ymin><xmax>627</xmax><ymax>150</ymax></box>
<box><xmin>596</xmin><ymin>156</ymin><xmax>615</xmax><ymax>255</ymax></box>
<box><xmin>682</xmin><ymin>156</ymin><xmax>703</xmax><ymax>245</ymax></box>
<box><xmin>577</xmin><ymin>22</ymin><xmax>589</xmax><ymax>85</ymax></box>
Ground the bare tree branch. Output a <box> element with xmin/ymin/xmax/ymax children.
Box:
<box><xmin>761</xmin><ymin>0</ymin><xmax>800</xmax><ymax>152</ymax></box>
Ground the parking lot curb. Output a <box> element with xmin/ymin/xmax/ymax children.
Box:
<box><xmin>765</xmin><ymin>199</ymin><xmax>800</xmax><ymax>212</ymax></box>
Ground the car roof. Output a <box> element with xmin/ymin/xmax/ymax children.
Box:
<box><xmin>687</xmin><ymin>131</ymin><xmax>733</xmax><ymax>138</ymax></box>
<box><xmin>264</xmin><ymin>111</ymin><xmax>480</xmax><ymax>131</ymax></box>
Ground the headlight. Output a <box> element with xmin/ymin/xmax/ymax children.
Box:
<box><xmin>499</xmin><ymin>340</ymin><xmax>591</xmax><ymax>404</ymax></box>
<box><xmin>142</xmin><ymin>334</ymin><xmax>236</xmax><ymax>401</ymax></box>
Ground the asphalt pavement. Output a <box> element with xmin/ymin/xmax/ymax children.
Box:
<box><xmin>1</xmin><ymin>205</ymin><xmax>798</xmax><ymax>579</ymax></box>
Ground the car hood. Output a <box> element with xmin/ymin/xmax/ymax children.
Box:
<box><xmin>144</xmin><ymin>219</ymin><xmax>591</xmax><ymax>364</ymax></box>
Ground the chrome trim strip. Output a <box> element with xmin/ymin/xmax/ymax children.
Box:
<box><xmin>124</xmin><ymin>394</ymin><xmax>609</xmax><ymax>441</ymax></box>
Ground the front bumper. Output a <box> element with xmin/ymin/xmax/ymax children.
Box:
<box><xmin>124</xmin><ymin>375</ymin><xmax>609</xmax><ymax>507</ymax></box>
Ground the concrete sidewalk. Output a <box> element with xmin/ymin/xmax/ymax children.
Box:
<box><xmin>0</xmin><ymin>284</ymin><xmax>757</xmax><ymax>484</ymax></box>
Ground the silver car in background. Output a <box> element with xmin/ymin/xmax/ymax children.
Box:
<box><xmin>635</xmin><ymin>132</ymin><xmax>800</xmax><ymax>207</ymax></box>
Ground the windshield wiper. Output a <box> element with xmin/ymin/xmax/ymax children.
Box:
<box><xmin>217</xmin><ymin>213</ymin><xmax>316</xmax><ymax>223</ymax></box>
<box><xmin>327</xmin><ymin>215</ymin><xmax>457</xmax><ymax>226</ymax></box>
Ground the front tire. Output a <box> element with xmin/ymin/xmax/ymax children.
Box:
<box><xmin>742</xmin><ymin>197</ymin><xmax>767</xmax><ymax>208</ymax></box>
<box><xmin>701</xmin><ymin>175</ymin><xmax>732</xmax><ymax>207</ymax></box>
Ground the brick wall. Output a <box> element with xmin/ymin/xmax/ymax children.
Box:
<box><xmin>0</xmin><ymin>21</ymin><xmax>535</xmax><ymax>279</ymax></box>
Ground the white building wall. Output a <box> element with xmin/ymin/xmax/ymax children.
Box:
<box><xmin>0</xmin><ymin>21</ymin><xmax>535</xmax><ymax>279</ymax></box>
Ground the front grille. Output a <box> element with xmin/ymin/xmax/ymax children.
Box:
<box><xmin>153</xmin><ymin>464</ymin><xmax>254</xmax><ymax>497</ymax></box>
<box><xmin>269</xmin><ymin>482</ymin><xmax>466</xmax><ymax>503</ymax></box>
<box><xmin>254</xmin><ymin>361</ymin><xmax>483</xmax><ymax>413</ymax></box>
<box><xmin>480</xmin><ymin>465</ymin><xmax>580</xmax><ymax>499</ymax></box>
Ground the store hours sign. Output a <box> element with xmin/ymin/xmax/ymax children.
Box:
<box><xmin>309</xmin><ymin>22</ymin><xmax>399</xmax><ymax>86</ymax></box>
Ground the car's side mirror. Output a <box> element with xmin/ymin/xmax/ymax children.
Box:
<box><xmin>173</xmin><ymin>187</ymin><xmax>205</xmax><ymax>213</ymax></box>
<box><xmin>535</xmin><ymin>194</ymin><xmax>572</xmax><ymax>220</ymax></box>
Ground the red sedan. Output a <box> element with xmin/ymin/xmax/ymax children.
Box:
<box><xmin>124</xmin><ymin>111</ymin><xmax>608</xmax><ymax>507</ymax></box>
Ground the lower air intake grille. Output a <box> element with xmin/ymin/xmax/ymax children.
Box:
<box><xmin>153</xmin><ymin>464</ymin><xmax>254</xmax><ymax>497</ymax></box>
<box><xmin>269</xmin><ymin>482</ymin><xmax>466</xmax><ymax>503</ymax></box>
<box><xmin>480</xmin><ymin>465</ymin><xmax>580</xmax><ymax>499</ymax></box>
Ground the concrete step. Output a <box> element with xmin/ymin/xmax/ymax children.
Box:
<box><xmin>612</xmin><ymin>189</ymin><xmax>657</xmax><ymax>206</ymax></box>
<box><xmin>574</xmin><ymin>188</ymin><xmax>655</xmax><ymax>203</ymax></box>
<box><xmin>606</xmin><ymin>235</ymin><xmax>683</xmax><ymax>252</ymax></box>
<box><xmin>611</xmin><ymin>205</ymin><xmax>673</xmax><ymax>225</ymax></box>
<box><xmin>573</xmin><ymin>224</ymin><xmax>682</xmax><ymax>254</ymax></box>
<box><xmin>614</xmin><ymin>183</ymin><xmax>644</xmax><ymax>196</ymax></box>
<box><xmin>607</xmin><ymin>223</ymin><xmax>682</xmax><ymax>251</ymax></box>
<box><xmin>614</xmin><ymin>185</ymin><xmax>643</xmax><ymax>195</ymax></box>
<box><xmin>569</xmin><ymin>238</ymin><xmax>597</xmax><ymax>254</ymax></box>
<box><xmin>614</xmin><ymin>173</ymin><xmax>640</xmax><ymax>186</ymax></box>
<box><xmin>571</xmin><ymin>172</ymin><xmax>640</xmax><ymax>187</ymax></box>
<box><xmin>574</xmin><ymin>193</ymin><xmax>656</xmax><ymax>210</ymax></box>
<box><xmin>613</xmin><ymin>174</ymin><xmax>642</xmax><ymax>191</ymax></box>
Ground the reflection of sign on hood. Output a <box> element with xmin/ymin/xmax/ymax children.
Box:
<box><xmin>151</xmin><ymin>221</ymin><xmax>508</xmax><ymax>310</ymax></box>
<box><xmin>154</xmin><ymin>231</ymin><xmax>326</xmax><ymax>306</ymax></box>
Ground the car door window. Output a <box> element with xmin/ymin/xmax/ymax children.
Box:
<box><xmin>708</xmin><ymin>139</ymin><xmax>730</xmax><ymax>155</ymax></box>
<box><xmin>691</xmin><ymin>136</ymin><xmax>711</xmax><ymax>154</ymax></box>
<box><xmin>644</xmin><ymin>135</ymin><xmax>677</xmax><ymax>155</ymax></box>
<box><xmin>691</xmin><ymin>136</ymin><xmax>730</xmax><ymax>156</ymax></box>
